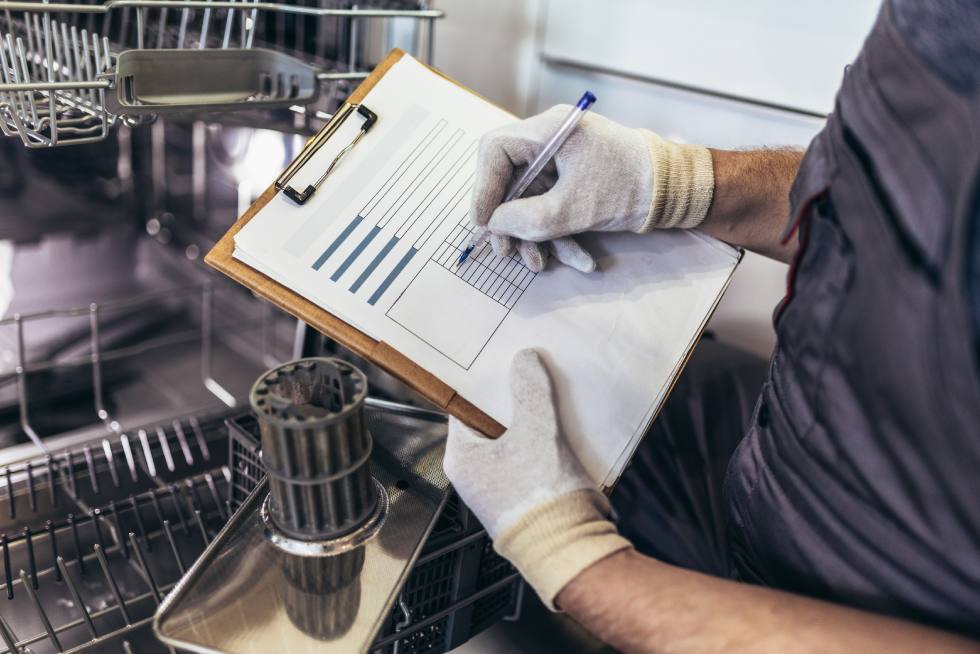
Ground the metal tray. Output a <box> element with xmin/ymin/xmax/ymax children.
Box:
<box><xmin>154</xmin><ymin>405</ymin><xmax>451</xmax><ymax>653</ymax></box>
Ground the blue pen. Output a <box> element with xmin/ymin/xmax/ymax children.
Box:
<box><xmin>457</xmin><ymin>91</ymin><xmax>597</xmax><ymax>266</ymax></box>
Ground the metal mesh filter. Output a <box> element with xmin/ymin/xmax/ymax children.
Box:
<box><xmin>251</xmin><ymin>357</ymin><xmax>376</xmax><ymax>541</ymax></box>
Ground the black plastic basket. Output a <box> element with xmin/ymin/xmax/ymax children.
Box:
<box><xmin>226</xmin><ymin>413</ymin><xmax>523</xmax><ymax>653</ymax></box>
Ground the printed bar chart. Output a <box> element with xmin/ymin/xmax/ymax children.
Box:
<box><xmin>302</xmin><ymin>112</ymin><xmax>538</xmax><ymax>368</ymax></box>
<box><xmin>309</xmin><ymin>116</ymin><xmax>482</xmax><ymax>309</ymax></box>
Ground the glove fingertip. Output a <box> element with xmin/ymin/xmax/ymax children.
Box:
<box><xmin>549</xmin><ymin>238</ymin><xmax>597</xmax><ymax>273</ymax></box>
<box><xmin>511</xmin><ymin>347</ymin><xmax>542</xmax><ymax>371</ymax></box>
<box><xmin>490</xmin><ymin>233</ymin><xmax>516</xmax><ymax>257</ymax></box>
<box><xmin>518</xmin><ymin>241</ymin><xmax>546</xmax><ymax>272</ymax></box>
<box><xmin>509</xmin><ymin>348</ymin><xmax>553</xmax><ymax>402</ymax></box>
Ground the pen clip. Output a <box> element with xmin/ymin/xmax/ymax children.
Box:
<box><xmin>277</xmin><ymin>104</ymin><xmax>379</xmax><ymax>206</ymax></box>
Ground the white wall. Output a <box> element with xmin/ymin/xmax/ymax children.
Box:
<box><xmin>434</xmin><ymin>0</ymin><xmax>879</xmax><ymax>357</ymax></box>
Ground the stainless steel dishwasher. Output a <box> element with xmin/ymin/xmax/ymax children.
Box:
<box><xmin>0</xmin><ymin>2</ymin><xmax>523</xmax><ymax>652</ymax></box>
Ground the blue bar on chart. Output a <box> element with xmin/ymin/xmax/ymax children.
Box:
<box><xmin>331</xmin><ymin>226</ymin><xmax>382</xmax><ymax>282</ymax></box>
<box><xmin>312</xmin><ymin>215</ymin><xmax>364</xmax><ymax>271</ymax></box>
<box><xmin>368</xmin><ymin>248</ymin><xmax>419</xmax><ymax>305</ymax></box>
<box><xmin>349</xmin><ymin>236</ymin><xmax>401</xmax><ymax>293</ymax></box>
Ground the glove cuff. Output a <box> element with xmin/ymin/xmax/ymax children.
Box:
<box><xmin>637</xmin><ymin>131</ymin><xmax>715</xmax><ymax>232</ymax></box>
<box><xmin>493</xmin><ymin>488</ymin><xmax>632</xmax><ymax>611</ymax></box>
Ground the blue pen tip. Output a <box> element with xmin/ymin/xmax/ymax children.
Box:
<box><xmin>577</xmin><ymin>91</ymin><xmax>597</xmax><ymax>109</ymax></box>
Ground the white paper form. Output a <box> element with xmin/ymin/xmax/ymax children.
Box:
<box><xmin>234</xmin><ymin>55</ymin><xmax>740</xmax><ymax>487</ymax></box>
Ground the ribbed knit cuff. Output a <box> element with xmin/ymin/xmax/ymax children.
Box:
<box><xmin>637</xmin><ymin>132</ymin><xmax>715</xmax><ymax>232</ymax></box>
<box><xmin>493</xmin><ymin>489</ymin><xmax>632</xmax><ymax>611</ymax></box>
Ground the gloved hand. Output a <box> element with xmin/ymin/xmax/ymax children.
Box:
<box><xmin>443</xmin><ymin>349</ymin><xmax>631</xmax><ymax>609</ymax></box>
<box><xmin>470</xmin><ymin>105</ymin><xmax>716</xmax><ymax>272</ymax></box>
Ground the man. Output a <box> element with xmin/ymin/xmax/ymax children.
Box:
<box><xmin>443</xmin><ymin>1</ymin><xmax>980</xmax><ymax>652</ymax></box>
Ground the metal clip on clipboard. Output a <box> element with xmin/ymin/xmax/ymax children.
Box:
<box><xmin>276</xmin><ymin>103</ymin><xmax>378</xmax><ymax>205</ymax></box>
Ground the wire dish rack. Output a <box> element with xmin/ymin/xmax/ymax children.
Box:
<box><xmin>0</xmin><ymin>278</ymin><xmax>523</xmax><ymax>653</ymax></box>
<box><xmin>0</xmin><ymin>408</ymin><xmax>238</xmax><ymax>654</ymax></box>
<box><xmin>0</xmin><ymin>275</ymin><xmax>296</xmax><ymax>652</ymax></box>
<box><xmin>0</xmin><ymin>0</ymin><xmax>443</xmax><ymax>147</ymax></box>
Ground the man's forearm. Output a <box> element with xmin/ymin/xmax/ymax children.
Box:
<box><xmin>699</xmin><ymin>148</ymin><xmax>804</xmax><ymax>263</ymax></box>
<box><xmin>558</xmin><ymin>549</ymin><xmax>980</xmax><ymax>654</ymax></box>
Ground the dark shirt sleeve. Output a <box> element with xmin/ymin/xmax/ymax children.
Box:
<box><xmin>889</xmin><ymin>0</ymin><xmax>980</xmax><ymax>366</ymax></box>
<box><xmin>888</xmin><ymin>0</ymin><xmax>980</xmax><ymax>94</ymax></box>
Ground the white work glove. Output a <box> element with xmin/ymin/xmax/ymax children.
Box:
<box><xmin>443</xmin><ymin>349</ymin><xmax>631</xmax><ymax>609</ymax></box>
<box><xmin>470</xmin><ymin>105</ymin><xmax>715</xmax><ymax>272</ymax></box>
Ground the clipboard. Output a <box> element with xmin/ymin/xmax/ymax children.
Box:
<box><xmin>205</xmin><ymin>48</ymin><xmax>506</xmax><ymax>437</ymax></box>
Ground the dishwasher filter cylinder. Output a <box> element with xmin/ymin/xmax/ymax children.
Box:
<box><xmin>251</xmin><ymin>357</ymin><xmax>378</xmax><ymax>541</ymax></box>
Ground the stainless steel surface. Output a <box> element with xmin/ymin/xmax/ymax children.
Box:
<box><xmin>154</xmin><ymin>405</ymin><xmax>451</xmax><ymax>653</ymax></box>
<box><xmin>1</xmin><ymin>281</ymin><xmax>279</xmax><ymax>454</ymax></box>
<box><xmin>0</xmin><ymin>0</ymin><xmax>443</xmax><ymax>147</ymax></box>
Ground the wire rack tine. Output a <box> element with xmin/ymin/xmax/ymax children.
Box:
<box><xmin>156</xmin><ymin>425</ymin><xmax>176</xmax><ymax>473</ymax></box>
<box><xmin>137</xmin><ymin>429</ymin><xmax>156</xmax><ymax>478</ymax></box>
<box><xmin>161</xmin><ymin>519</ymin><xmax>185</xmax><ymax>574</ymax></box>
<box><xmin>20</xmin><ymin>568</ymin><xmax>62</xmax><ymax>651</ymax></box>
<box><xmin>0</xmin><ymin>614</ymin><xmax>17</xmax><ymax>654</ymax></box>
<box><xmin>176</xmin><ymin>4</ymin><xmax>189</xmax><ymax>49</ymax></box>
<box><xmin>135</xmin><ymin>5</ymin><xmax>143</xmax><ymax>49</ymax></box>
<box><xmin>41</xmin><ymin>7</ymin><xmax>58</xmax><ymax>145</ymax></box>
<box><xmin>120</xmin><ymin>433</ymin><xmax>138</xmax><ymax>483</ymax></box>
<box><xmin>14</xmin><ymin>38</ymin><xmax>39</xmax><ymax>129</ymax></box>
<box><xmin>189</xmin><ymin>415</ymin><xmax>211</xmax><ymax>461</ymax></box>
<box><xmin>172</xmin><ymin>420</ymin><xmax>193</xmax><ymax>467</ymax></box>
<box><xmin>78</xmin><ymin>27</ymin><xmax>95</xmax><ymax>108</ymax></box>
<box><xmin>13</xmin><ymin>314</ymin><xmax>47</xmax><ymax>453</ymax></box>
<box><xmin>1</xmin><ymin>534</ymin><xmax>12</xmax><ymax>600</ymax></box>
<box><xmin>221</xmin><ymin>0</ymin><xmax>234</xmax><ymax>49</ymax></box>
<box><xmin>102</xmin><ymin>439</ymin><xmax>120</xmax><ymax>489</ymax></box>
<box><xmin>129</xmin><ymin>532</ymin><xmax>161</xmax><ymax>603</ymax></box>
<box><xmin>168</xmin><ymin>484</ymin><xmax>188</xmax><ymax>534</ymax></box>
<box><xmin>95</xmin><ymin>543</ymin><xmax>132</xmax><ymax>625</ymax></box>
<box><xmin>51</xmin><ymin>20</ymin><xmax>64</xmax><ymax>80</ymax></box>
<box><xmin>21</xmin><ymin>11</ymin><xmax>36</xmax><ymax>79</ymax></box>
<box><xmin>57</xmin><ymin>556</ymin><xmax>98</xmax><ymax>639</ymax></box>
<box><xmin>199</xmin><ymin>0</ymin><xmax>211</xmax><ymax>48</ymax></box>
<box><xmin>155</xmin><ymin>6</ymin><xmax>167</xmax><ymax>49</ymax></box>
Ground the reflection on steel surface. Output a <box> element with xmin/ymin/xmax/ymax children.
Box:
<box><xmin>154</xmin><ymin>375</ymin><xmax>451</xmax><ymax>653</ymax></box>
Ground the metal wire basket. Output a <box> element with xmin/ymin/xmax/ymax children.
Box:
<box><xmin>0</xmin><ymin>0</ymin><xmax>443</xmax><ymax>148</ymax></box>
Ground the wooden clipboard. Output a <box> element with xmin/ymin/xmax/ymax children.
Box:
<box><xmin>205</xmin><ymin>48</ymin><xmax>505</xmax><ymax>437</ymax></box>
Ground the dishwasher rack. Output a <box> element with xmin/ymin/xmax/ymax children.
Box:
<box><xmin>0</xmin><ymin>273</ymin><xmax>295</xmax><ymax>652</ymax></box>
<box><xmin>0</xmin><ymin>407</ymin><xmax>237</xmax><ymax>654</ymax></box>
<box><xmin>1</xmin><ymin>278</ymin><xmax>525</xmax><ymax>653</ymax></box>
<box><xmin>0</xmin><ymin>0</ymin><xmax>443</xmax><ymax>148</ymax></box>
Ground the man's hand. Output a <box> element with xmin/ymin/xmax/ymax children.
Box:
<box><xmin>470</xmin><ymin>106</ymin><xmax>715</xmax><ymax>272</ymax></box>
<box><xmin>443</xmin><ymin>348</ymin><xmax>631</xmax><ymax>608</ymax></box>
<box><xmin>442</xmin><ymin>349</ymin><xmax>980</xmax><ymax>653</ymax></box>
